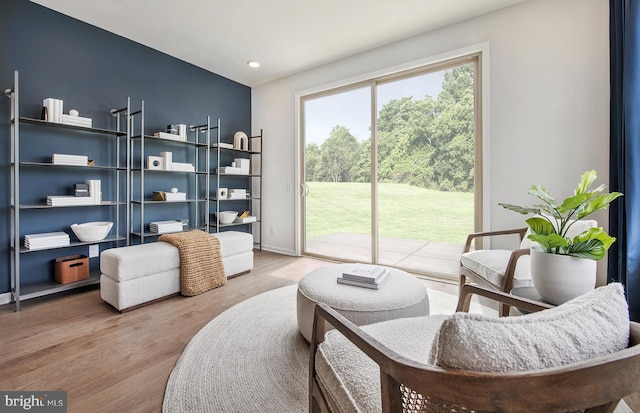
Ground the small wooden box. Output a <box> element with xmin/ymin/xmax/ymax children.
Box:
<box><xmin>55</xmin><ymin>254</ymin><xmax>89</xmax><ymax>284</ymax></box>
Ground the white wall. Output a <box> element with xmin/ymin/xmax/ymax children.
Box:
<box><xmin>252</xmin><ymin>0</ymin><xmax>610</xmax><ymax>276</ymax></box>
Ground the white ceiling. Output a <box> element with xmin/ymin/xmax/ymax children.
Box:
<box><xmin>30</xmin><ymin>0</ymin><xmax>527</xmax><ymax>87</ymax></box>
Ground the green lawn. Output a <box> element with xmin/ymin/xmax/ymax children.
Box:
<box><xmin>305</xmin><ymin>182</ymin><xmax>474</xmax><ymax>244</ymax></box>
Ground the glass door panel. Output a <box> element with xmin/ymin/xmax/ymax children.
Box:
<box><xmin>376</xmin><ymin>65</ymin><xmax>476</xmax><ymax>277</ymax></box>
<box><xmin>302</xmin><ymin>86</ymin><xmax>373</xmax><ymax>262</ymax></box>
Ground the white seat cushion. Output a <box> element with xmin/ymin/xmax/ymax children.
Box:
<box><xmin>460</xmin><ymin>250</ymin><xmax>532</xmax><ymax>288</ymax></box>
<box><xmin>316</xmin><ymin>315</ymin><xmax>447</xmax><ymax>413</ymax></box>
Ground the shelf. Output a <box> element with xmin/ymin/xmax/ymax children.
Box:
<box><xmin>132</xmin><ymin>199</ymin><xmax>208</xmax><ymax>204</ymax></box>
<box><xmin>17</xmin><ymin>235</ymin><xmax>127</xmax><ymax>253</ymax></box>
<box><xmin>18</xmin><ymin>162</ymin><xmax>126</xmax><ymax>171</ymax></box>
<box><xmin>132</xmin><ymin>134</ymin><xmax>208</xmax><ymax>147</ymax></box>
<box><xmin>19</xmin><ymin>272</ymin><xmax>101</xmax><ymax>301</ymax></box>
<box><xmin>211</xmin><ymin>144</ymin><xmax>261</xmax><ymax>155</ymax></box>
<box><xmin>15</xmin><ymin>201</ymin><xmax>126</xmax><ymax>210</ymax></box>
<box><xmin>131</xmin><ymin>226</ymin><xmax>206</xmax><ymax>238</ymax></box>
<box><xmin>131</xmin><ymin>168</ymin><xmax>206</xmax><ymax>175</ymax></box>
<box><xmin>213</xmin><ymin>219</ymin><xmax>260</xmax><ymax>229</ymax></box>
<box><xmin>19</xmin><ymin>117</ymin><xmax>126</xmax><ymax>136</ymax></box>
<box><xmin>210</xmin><ymin>197</ymin><xmax>260</xmax><ymax>201</ymax></box>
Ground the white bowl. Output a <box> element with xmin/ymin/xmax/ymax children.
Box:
<box><xmin>217</xmin><ymin>211</ymin><xmax>238</xmax><ymax>224</ymax></box>
<box><xmin>70</xmin><ymin>221</ymin><xmax>113</xmax><ymax>242</ymax></box>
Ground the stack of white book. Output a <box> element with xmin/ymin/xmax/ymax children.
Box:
<box><xmin>337</xmin><ymin>265</ymin><xmax>390</xmax><ymax>290</ymax></box>
<box><xmin>24</xmin><ymin>232</ymin><xmax>70</xmax><ymax>250</ymax></box>
<box><xmin>61</xmin><ymin>114</ymin><xmax>92</xmax><ymax>128</ymax></box>
<box><xmin>154</xmin><ymin>131</ymin><xmax>186</xmax><ymax>142</ymax></box>
<box><xmin>171</xmin><ymin>162</ymin><xmax>195</xmax><ymax>172</ymax></box>
<box><xmin>52</xmin><ymin>153</ymin><xmax>88</xmax><ymax>166</ymax></box>
<box><xmin>47</xmin><ymin>196</ymin><xmax>95</xmax><ymax>206</ymax></box>
<box><xmin>165</xmin><ymin>191</ymin><xmax>186</xmax><ymax>201</ymax></box>
<box><xmin>43</xmin><ymin>98</ymin><xmax>63</xmax><ymax>123</ymax></box>
<box><xmin>86</xmin><ymin>180</ymin><xmax>101</xmax><ymax>204</ymax></box>
<box><xmin>149</xmin><ymin>220</ymin><xmax>183</xmax><ymax>234</ymax></box>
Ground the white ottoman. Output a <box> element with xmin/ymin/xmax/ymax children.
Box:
<box><xmin>296</xmin><ymin>264</ymin><xmax>430</xmax><ymax>342</ymax></box>
<box><xmin>100</xmin><ymin>231</ymin><xmax>253</xmax><ymax>311</ymax></box>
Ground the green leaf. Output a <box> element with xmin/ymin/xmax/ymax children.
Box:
<box><xmin>528</xmin><ymin>233</ymin><xmax>568</xmax><ymax>251</ymax></box>
<box><xmin>558</xmin><ymin>193</ymin><xmax>592</xmax><ymax>213</ymax></box>
<box><xmin>527</xmin><ymin>185</ymin><xmax>557</xmax><ymax>207</ymax></box>
<box><xmin>498</xmin><ymin>203</ymin><xmax>541</xmax><ymax>215</ymax></box>
<box><xmin>573</xmin><ymin>227</ymin><xmax>617</xmax><ymax>251</ymax></box>
<box><xmin>575</xmin><ymin>170</ymin><xmax>597</xmax><ymax>195</ymax></box>
<box><xmin>525</xmin><ymin>217</ymin><xmax>556</xmax><ymax>236</ymax></box>
<box><xmin>577</xmin><ymin>192</ymin><xmax>624</xmax><ymax>219</ymax></box>
<box><xmin>566</xmin><ymin>239</ymin><xmax>606</xmax><ymax>260</ymax></box>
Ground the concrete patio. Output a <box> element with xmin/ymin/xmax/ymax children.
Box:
<box><xmin>305</xmin><ymin>232</ymin><xmax>463</xmax><ymax>280</ymax></box>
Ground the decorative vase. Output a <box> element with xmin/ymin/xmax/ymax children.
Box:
<box><xmin>530</xmin><ymin>246</ymin><xmax>597</xmax><ymax>305</ymax></box>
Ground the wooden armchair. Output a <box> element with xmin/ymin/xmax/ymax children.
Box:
<box><xmin>309</xmin><ymin>284</ymin><xmax>640</xmax><ymax>413</ymax></box>
<box><xmin>459</xmin><ymin>220</ymin><xmax>597</xmax><ymax>316</ymax></box>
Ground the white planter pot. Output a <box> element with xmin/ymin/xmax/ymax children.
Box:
<box><xmin>530</xmin><ymin>246</ymin><xmax>597</xmax><ymax>305</ymax></box>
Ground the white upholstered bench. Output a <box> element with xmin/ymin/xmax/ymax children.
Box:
<box><xmin>100</xmin><ymin>231</ymin><xmax>253</xmax><ymax>311</ymax></box>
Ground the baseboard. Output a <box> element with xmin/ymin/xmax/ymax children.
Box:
<box><xmin>260</xmin><ymin>244</ymin><xmax>297</xmax><ymax>256</ymax></box>
<box><xmin>0</xmin><ymin>292</ymin><xmax>12</xmax><ymax>306</ymax></box>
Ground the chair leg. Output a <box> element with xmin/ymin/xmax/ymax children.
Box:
<box><xmin>458</xmin><ymin>273</ymin><xmax>466</xmax><ymax>295</ymax></box>
<box><xmin>499</xmin><ymin>303</ymin><xmax>511</xmax><ymax>317</ymax></box>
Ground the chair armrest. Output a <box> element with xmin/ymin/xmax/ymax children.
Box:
<box><xmin>456</xmin><ymin>284</ymin><xmax>554</xmax><ymax>313</ymax></box>
<box><xmin>463</xmin><ymin>227</ymin><xmax>528</xmax><ymax>252</ymax></box>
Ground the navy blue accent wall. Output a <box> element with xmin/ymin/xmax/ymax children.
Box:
<box><xmin>0</xmin><ymin>0</ymin><xmax>251</xmax><ymax>294</ymax></box>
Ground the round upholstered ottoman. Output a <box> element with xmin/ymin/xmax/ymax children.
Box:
<box><xmin>296</xmin><ymin>264</ymin><xmax>430</xmax><ymax>342</ymax></box>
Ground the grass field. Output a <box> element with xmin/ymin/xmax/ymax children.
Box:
<box><xmin>305</xmin><ymin>182</ymin><xmax>474</xmax><ymax>244</ymax></box>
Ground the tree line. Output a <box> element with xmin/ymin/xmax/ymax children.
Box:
<box><xmin>305</xmin><ymin>65</ymin><xmax>474</xmax><ymax>192</ymax></box>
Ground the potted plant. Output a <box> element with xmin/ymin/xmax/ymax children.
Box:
<box><xmin>499</xmin><ymin>170</ymin><xmax>623</xmax><ymax>304</ymax></box>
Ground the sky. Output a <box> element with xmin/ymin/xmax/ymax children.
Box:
<box><xmin>304</xmin><ymin>70</ymin><xmax>445</xmax><ymax>146</ymax></box>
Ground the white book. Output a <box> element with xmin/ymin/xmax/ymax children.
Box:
<box><xmin>154</xmin><ymin>131</ymin><xmax>184</xmax><ymax>142</ymax></box>
<box><xmin>25</xmin><ymin>232</ymin><xmax>69</xmax><ymax>240</ymax></box>
<box><xmin>47</xmin><ymin>196</ymin><xmax>95</xmax><ymax>206</ymax></box>
<box><xmin>337</xmin><ymin>275</ymin><xmax>388</xmax><ymax>290</ymax></box>
<box><xmin>171</xmin><ymin>162</ymin><xmax>195</xmax><ymax>172</ymax></box>
<box><xmin>61</xmin><ymin>114</ymin><xmax>92</xmax><ymax>127</ymax></box>
<box><xmin>234</xmin><ymin>216</ymin><xmax>257</xmax><ymax>223</ymax></box>
<box><xmin>342</xmin><ymin>265</ymin><xmax>390</xmax><ymax>284</ymax></box>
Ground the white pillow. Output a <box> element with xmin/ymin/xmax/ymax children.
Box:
<box><xmin>430</xmin><ymin>283</ymin><xmax>629</xmax><ymax>372</ymax></box>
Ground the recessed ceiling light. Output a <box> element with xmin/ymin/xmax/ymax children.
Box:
<box><xmin>247</xmin><ymin>60</ymin><xmax>260</xmax><ymax>68</ymax></box>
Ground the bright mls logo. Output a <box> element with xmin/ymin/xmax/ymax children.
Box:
<box><xmin>0</xmin><ymin>392</ymin><xmax>67</xmax><ymax>412</ymax></box>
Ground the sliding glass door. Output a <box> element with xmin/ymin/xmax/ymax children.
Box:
<box><xmin>301</xmin><ymin>55</ymin><xmax>480</xmax><ymax>279</ymax></box>
<box><xmin>302</xmin><ymin>85</ymin><xmax>373</xmax><ymax>262</ymax></box>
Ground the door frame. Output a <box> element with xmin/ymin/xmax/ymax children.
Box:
<box><xmin>294</xmin><ymin>43</ymin><xmax>491</xmax><ymax>261</ymax></box>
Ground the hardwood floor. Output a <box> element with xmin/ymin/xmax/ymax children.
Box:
<box><xmin>0</xmin><ymin>251</ymin><xmax>636</xmax><ymax>412</ymax></box>
<box><xmin>0</xmin><ymin>251</ymin><xmax>316</xmax><ymax>412</ymax></box>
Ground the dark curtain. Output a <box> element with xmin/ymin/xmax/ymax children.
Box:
<box><xmin>610</xmin><ymin>0</ymin><xmax>640</xmax><ymax>321</ymax></box>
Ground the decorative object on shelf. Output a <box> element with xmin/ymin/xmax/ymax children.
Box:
<box><xmin>52</xmin><ymin>153</ymin><xmax>88</xmax><ymax>166</ymax></box>
<box><xmin>70</xmin><ymin>221</ymin><xmax>113</xmax><ymax>242</ymax></box>
<box><xmin>161</xmin><ymin>151</ymin><xmax>173</xmax><ymax>171</ymax></box>
<box><xmin>150</xmin><ymin>220</ymin><xmax>184</xmax><ymax>234</ymax></box>
<box><xmin>216</xmin><ymin>211</ymin><xmax>238</xmax><ymax>224</ymax></box>
<box><xmin>233</xmin><ymin>131</ymin><xmax>248</xmax><ymax>150</ymax></box>
<box><xmin>74</xmin><ymin>183</ymin><xmax>89</xmax><ymax>197</ymax></box>
<box><xmin>54</xmin><ymin>254</ymin><xmax>89</xmax><ymax>284</ymax></box>
<box><xmin>24</xmin><ymin>232</ymin><xmax>70</xmax><ymax>250</ymax></box>
<box><xmin>228</xmin><ymin>188</ymin><xmax>246</xmax><ymax>199</ymax></box>
<box><xmin>167</xmin><ymin>124</ymin><xmax>187</xmax><ymax>140</ymax></box>
<box><xmin>42</xmin><ymin>97</ymin><xmax>63</xmax><ymax>123</ymax></box>
<box><xmin>153</xmin><ymin>190</ymin><xmax>186</xmax><ymax>201</ymax></box>
<box><xmin>61</xmin><ymin>109</ymin><xmax>92</xmax><ymax>128</ymax></box>
<box><xmin>218</xmin><ymin>158</ymin><xmax>250</xmax><ymax>175</ymax></box>
<box><xmin>217</xmin><ymin>187</ymin><xmax>228</xmax><ymax>199</ymax></box>
<box><xmin>148</xmin><ymin>155</ymin><xmax>164</xmax><ymax>170</ymax></box>
<box><xmin>85</xmin><ymin>179</ymin><xmax>102</xmax><ymax>204</ymax></box>
<box><xmin>234</xmin><ymin>214</ymin><xmax>257</xmax><ymax>224</ymax></box>
<box><xmin>154</xmin><ymin>131</ymin><xmax>185</xmax><ymax>142</ymax></box>
<box><xmin>500</xmin><ymin>170</ymin><xmax>623</xmax><ymax>304</ymax></box>
<box><xmin>171</xmin><ymin>161</ymin><xmax>195</xmax><ymax>172</ymax></box>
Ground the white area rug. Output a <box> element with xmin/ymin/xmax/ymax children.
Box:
<box><xmin>162</xmin><ymin>284</ymin><xmax>631</xmax><ymax>413</ymax></box>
